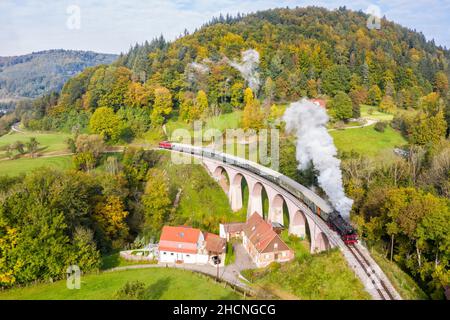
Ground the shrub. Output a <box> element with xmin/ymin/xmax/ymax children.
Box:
<box><xmin>115</xmin><ymin>280</ymin><xmax>146</xmax><ymax>300</ymax></box>
<box><xmin>374</xmin><ymin>121</ymin><xmax>388</xmax><ymax>132</ymax></box>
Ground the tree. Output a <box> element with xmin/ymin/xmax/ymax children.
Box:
<box><xmin>349</xmin><ymin>86</ymin><xmax>367</xmax><ymax>118</ymax></box>
<box><xmin>93</xmin><ymin>196</ymin><xmax>129</xmax><ymax>248</ymax></box>
<box><xmin>264</xmin><ymin>77</ymin><xmax>276</xmax><ymax>102</ymax></box>
<box><xmin>75</xmin><ymin>134</ymin><xmax>105</xmax><ymax>158</ymax></box>
<box><xmin>89</xmin><ymin>107</ymin><xmax>123</xmax><ymax>141</ymax></box>
<box><xmin>151</xmin><ymin>87</ymin><xmax>172</xmax><ymax>125</ymax></box>
<box><xmin>26</xmin><ymin>137</ymin><xmax>40</xmax><ymax>158</ymax></box>
<box><xmin>242</xmin><ymin>89</ymin><xmax>265</xmax><ymax>131</ymax></box>
<box><xmin>306</xmin><ymin>79</ymin><xmax>318</xmax><ymax>98</ymax></box>
<box><xmin>368</xmin><ymin>85</ymin><xmax>382</xmax><ymax>105</ymax></box>
<box><xmin>322</xmin><ymin>65</ymin><xmax>351</xmax><ymax>95</ymax></box>
<box><xmin>419</xmin><ymin>92</ymin><xmax>443</xmax><ymax>115</ymax></box>
<box><xmin>411</xmin><ymin>111</ymin><xmax>447</xmax><ymax>146</ymax></box>
<box><xmin>125</xmin><ymin>82</ymin><xmax>151</xmax><ymax>108</ymax></box>
<box><xmin>179</xmin><ymin>91</ymin><xmax>195</xmax><ymax>122</ymax></box>
<box><xmin>231</xmin><ymin>82</ymin><xmax>244</xmax><ymax>108</ymax></box>
<box><xmin>142</xmin><ymin>169</ymin><xmax>171</xmax><ymax>232</ymax></box>
<box><xmin>11</xmin><ymin>141</ymin><xmax>25</xmax><ymax>155</ymax></box>
<box><xmin>73</xmin><ymin>152</ymin><xmax>96</xmax><ymax>171</ymax></box>
<box><xmin>435</xmin><ymin>71</ymin><xmax>449</xmax><ymax>97</ymax></box>
<box><xmin>195</xmin><ymin>90</ymin><xmax>208</xmax><ymax>118</ymax></box>
<box><xmin>243</xmin><ymin>87</ymin><xmax>254</xmax><ymax>106</ymax></box>
<box><xmin>379</xmin><ymin>95</ymin><xmax>397</xmax><ymax>114</ymax></box>
<box><xmin>329</xmin><ymin>91</ymin><xmax>353</xmax><ymax>121</ymax></box>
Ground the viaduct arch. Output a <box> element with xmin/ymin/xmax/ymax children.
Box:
<box><xmin>203</xmin><ymin>158</ymin><xmax>335</xmax><ymax>253</ymax></box>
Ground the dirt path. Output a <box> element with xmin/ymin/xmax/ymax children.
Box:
<box><xmin>328</xmin><ymin>118</ymin><xmax>378</xmax><ymax>132</ymax></box>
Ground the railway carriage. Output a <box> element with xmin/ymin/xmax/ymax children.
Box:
<box><xmin>158</xmin><ymin>141</ymin><xmax>358</xmax><ymax>244</ymax></box>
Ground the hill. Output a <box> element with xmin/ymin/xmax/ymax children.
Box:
<box><xmin>0</xmin><ymin>49</ymin><xmax>117</xmax><ymax>100</ymax></box>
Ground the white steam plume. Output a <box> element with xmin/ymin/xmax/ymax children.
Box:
<box><xmin>228</xmin><ymin>49</ymin><xmax>260</xmax><ymax>92</ymax></box>
<box><xmin>283</xmin><ymin>98</ymin><xmax>353</xmax><ymax>219</ymax></box>
<box><xmin>187</xmin><ymin>62</ymin><xmax>210</xmax><ymax>83</ymax></box>
<box><xmin>189</xmin><ymin>62</ymin><xmax>210</xmax><ymax>74</ymax></box>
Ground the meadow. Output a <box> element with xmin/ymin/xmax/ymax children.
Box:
<box><xmin>0</xmin><ymin>268</ymin><xmax>241</xmax><ymax>300</ymax></box>
<box><xmin>0</xmin><ymin>131</ymin><xmax>70</xmax><ymax>158</ymax></box>
<box><xmin>330</xmin><ymin>125</ymin><xmax>407</xmax><ymax>157</ymax></box>
<box><xmin>0</xmin><ymin>155</ymin><xmax>73</xmax><ymax>176</ymax></box>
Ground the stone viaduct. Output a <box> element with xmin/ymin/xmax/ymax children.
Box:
<box><xmin>201</xmin><ymin>158</ymin><xmax>343</xmax><ymax>253</ymax></box>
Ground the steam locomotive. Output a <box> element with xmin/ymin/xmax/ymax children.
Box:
<box><xmin>158</xmin><ymin>141</ymin><xmax>358</xmax><ymax>245</ymax></box>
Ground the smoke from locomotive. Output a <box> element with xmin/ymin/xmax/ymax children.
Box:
<box><xmin>283</xmin><ymin>98</ymin><xmax>353</xmax><ymax>219</ymax></box>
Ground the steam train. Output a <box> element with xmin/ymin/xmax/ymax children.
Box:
<box><xmin>158</xmin><ymin>141</ymin><xmax>358</xmax><ymax>245</ymax></box>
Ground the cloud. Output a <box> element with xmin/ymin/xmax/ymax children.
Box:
<box><xmin>0</xmin><ymin>0</ymin><xmax>448</xmax><ymax>56</ymax></box>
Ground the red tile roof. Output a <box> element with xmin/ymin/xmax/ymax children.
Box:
<box><xmin>159</xmin><ymin>226</ymin><xmax>201</xmax><ymax>254</ymax></box>
<box><xmin>221</xmin><ymin>222</ymin><xmax>245</xmax><ymax>233</ymax></box>
<box><xmin>204</xmin><ymin>232</ymin><xmax>226</xmax><ymax>254</ymax></box>
<box><xmin>310</xmin><ymin>98</ymin><xmax>327</xmax><ymax>108</ymax></box>
<box><xmin>243</xmin><ymin>213</ymin><xmax>290</xmax><ymax>253</ymax></box>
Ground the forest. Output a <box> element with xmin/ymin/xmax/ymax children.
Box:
<box><xmin>0</xmin><ymin>49</ymin><xmax>117</xmax><ymax>100</ymax></box>
<box><xmin>0</xmin><ymin>7</ymin><xmax>449</xmax><ymax>299</ymax></box>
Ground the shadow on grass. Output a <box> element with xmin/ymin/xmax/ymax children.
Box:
<box><xmin>143</xmin><ymin>277</ymin><xmax>171</xmax><ymax>300</ymax></box>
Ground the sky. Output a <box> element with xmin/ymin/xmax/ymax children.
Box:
<box><xmin>1</xmin><ymin>0</ymin><xmax>449</xmax><ymax>56</ymax></box>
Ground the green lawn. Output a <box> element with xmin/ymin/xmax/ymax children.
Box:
<box><xmin>360</xmin><ymin>104</ymin><xmax>394</xmax><ymax>121</ymax></box>
<box><xmin>101</xmin><ymin>252</ymin><xmax>157</xmax><ymax>269</ymax></box>
<box><xmin>330</xmin><ymin>125</ymin><xmax>407</xmax><ymax>157</ymax></box>
<box><xmin>242</xmin><ymin>234</ymin><xmax>371</xmax><ymax>300</ymax></box>
<box><xmin>0</xmin><ymin>155</ymin><xmax>73</xmax><ymax>176</ymax></box>
<box><xmin>0</xmin><ymin>131</ymin><xmax>70</xmax><ymax>158</ymax></box>
<box><xmin>0</xmin><ymin>268</ymin><xmax>241</xmax><ymax>300</ymax></box>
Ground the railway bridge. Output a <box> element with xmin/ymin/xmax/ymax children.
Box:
<box><xmin>202</xmin><ymin>158</ymin><xmax>335</xmax><ymax>253</ymax></box>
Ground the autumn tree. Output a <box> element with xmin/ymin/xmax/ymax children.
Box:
<box><xmin>195</xmin><ymin>90</ymin><xmax>208</xmax><ymax>118</ymax></box>
<box><xmin>179</xmin><ymin>91</ymin><xmax>195</xmax><ymax>122</ymax></box>
<box><xmin>151</xmin><ymin>87</ymin><xmax>172</xmax><ymax>125</ymax></box>
<box><xmin>231</xmin><ymin>82</ymin><xmax>244</xmax><ymax>108</ymax></box>
<box><xmin>434</xmin><ymin>71</ymin><xmax>449</xmax><ymax>97</ymax></box>
<box><xmin>94</xmin><ymin>196</ymin><xmax>129</xmax><ymax>249</ymax></box>
<box><xmin>379</xmin><ymin>95</ymin><xmax>397</xmax><ymax>114</ymax></box>
<box><xmin>89</xmin><ymin>107</ymin><xmax>123</xmax><ymax>141</ymax></box>
<box><xmin>368</xmin><ymin>85</ymin><xmax>382</xmax><ymax>105</ymax></box>
<box><xmin>242</xmin><ymin>88</ymin><xmax>265</xmax><ymax>131</ymax></box>
<box><xmin>125</xmin><ymin>82</ymin><xmax>151</xmax><ymax>108</ymax></box>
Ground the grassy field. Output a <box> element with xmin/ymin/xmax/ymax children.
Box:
<box><xmin>0</xmin><ymin>155</ymin><xmax>73</xmax><ymax>176</ymax></box>
<box><xmin>0</xmin><ymin>268</ymin><xmax>241</xmax><ymax>300</ymax></box>
<box><xmin>155</xmin><ymin>151</ymin><xmax>246</xmax><ymax>233</ymax></box>
<box><xmin>360</xmin><ymin>104</ymin><xmax>395</xmax><ymax>121</ymax></box>
<box><xmin>242</xmin><ymin>234</ymin><xmax>371</xmax><ymax>300</ymax></box>
<box><xmin>0</xmin><ymin>131</ymin><xmax>70</xmax><ymax>158</ymax></box>
<box><xmin>330</xmin><ymin>125</ymin><xmax>407</xmax><ymax>157</ymax></box>
<box><xmin>369</xmin><ymin>249</ymin><xmax>428</xmax><ymax>300</ymax></box>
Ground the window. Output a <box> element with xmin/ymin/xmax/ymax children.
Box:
<box><xmin>274</xmin><ymin>243</ymin><xmax>278</xmax><ymax>250</ymax></box>
<box><xmin>163</xmin><ymin>252</ymin><xmax>166</xmax><ymax>255</ymax></box>
<box><xmin>171</xmin><ymin>253</ymin><xmax>174</xmax><ymax>256</ymax></box>
<box><xmin>186</xmin><ymin>254</ymin><xmax>190</xmax><ymax>257</ymax></box>
<box><xmin>282</xmin><ymin>251</ymin><xmax>286</xmax><ymax>257</ymax></box>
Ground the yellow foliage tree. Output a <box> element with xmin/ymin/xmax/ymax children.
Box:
<box><xmin>94</xmin><ymin>196</ymin><xmax>129</xmax><ymax>242</ymax></box>
<box><xmin>151</xmin><ymin>87</ymin><xmax>173</xmax><ymax>125</ymax></box>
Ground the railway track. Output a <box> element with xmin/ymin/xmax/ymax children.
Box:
<box><xmin>346</xmin><ymin>244</ymin><xmax>396</xmax><ymax>300</ymax></box>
